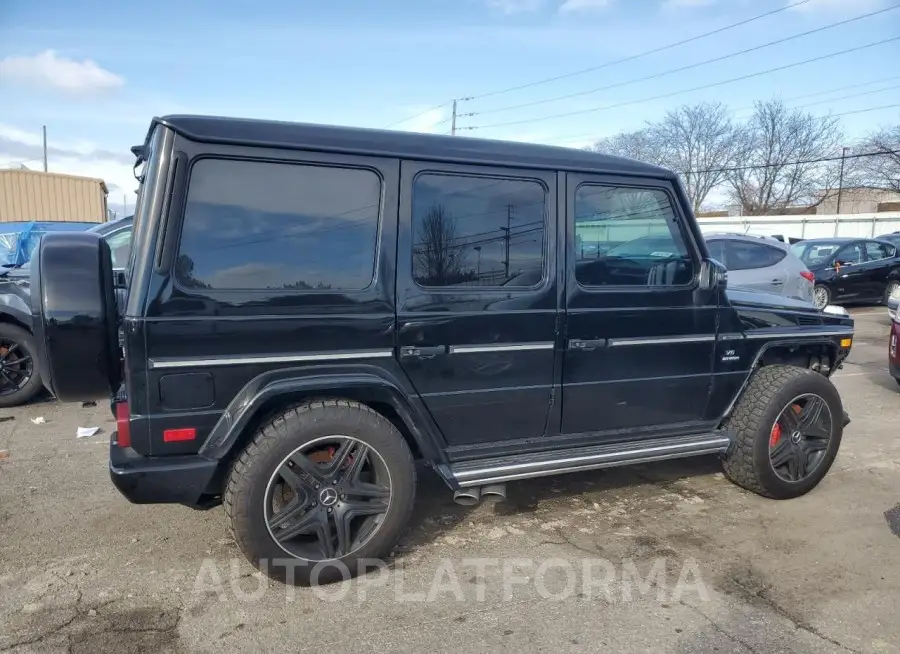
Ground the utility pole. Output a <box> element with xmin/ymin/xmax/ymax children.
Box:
<box><xmin>450</xmin><ymin>100</ymin><xmax>458</xmax><ymax>136</ymax></box>
<box><xmin>501</xmin><ymin>204</ymin><xmax>514</xmax><ymax>278</ymax></box>
<box><xmin>836</xmin><ymin>146</ymin><xmax>848</xmax><ymax>215</ymax></box>
<box><xmin>42</xmin><ymin>126</ymin><xmax>48</xmax><ymax>172</ymax></box>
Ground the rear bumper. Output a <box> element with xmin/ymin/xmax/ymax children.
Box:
<box><xmin>109</xmin><ymin>435</ymin><xmax>220</xmax><ymax>509</ymax></box>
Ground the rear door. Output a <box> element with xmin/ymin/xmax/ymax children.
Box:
<box><xmin>395</xmin><ymin>162</ymin><xmax>558</xmax><ymax>448</ymax></box>
<box><xmin>863</xmin><ymin>241</ymin><xmax>896</xmax><ymax>300</ymax></box>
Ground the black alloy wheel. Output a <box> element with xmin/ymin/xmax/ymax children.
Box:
<box><xmin>0</xmin><ymin>338</ymin><xmax>33</xmax><ymax>397</ymax></box>
<box><xmin>264</xmin><ymin>435</ymin><xmax>392</xmax><ymax>561</ymax></box>
<box><xmin>768</xmin><ymin>393</ymin><xmax>833</xmax><ymax>483</ymax></box>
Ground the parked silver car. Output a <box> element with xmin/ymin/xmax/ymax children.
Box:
<box><xmin>705</xmin><ymin>232</ymin><xmax>815</xmax><ymax>304</ymax></box>
<box><xmin>889</xmin><ymin>283</ymin><xmax>900</xmax><ymax>321</ymax></box>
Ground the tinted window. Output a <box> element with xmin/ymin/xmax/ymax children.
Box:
<box><xmin>176</xmin><ymin>159</ymin><xmax>381</xmax><ymax>291</ymax></box>
<box><xmin>574</xmin><ymin>185</ymin><xmax>693</xmax><ymax>287</ymax></box>
<box><xmin>724</xmin><ymin>241</ymin><xmax>786</xmax><ymax>271</ymax></box>
<box><xmin>792</xmin><ymin>242</ymin><xmax>841</xmax><ymax>267</ymax></box>
<box><xmin>864</xmin><ymin>241</ymin><xmax>890</xmax><ymax>261</ymax></box>
<box><xmin>412</xmin><ymin>174</ymin><xmax>546</xmax><ymax>288</ymax></box>
<box><xmin>836</xmin><ymin>243</ymin><xmax>864</xmax><ymax>265</ymax></box>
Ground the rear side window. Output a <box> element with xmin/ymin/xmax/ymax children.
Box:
<box><xmin>175</xmin><ymin>159</ymin><xmax>381</xmax><ymax>291</ymax></box>
<box><xmin>574</xmin><ymin>185</ymin><xmax>693</xmax><ymax>287</ymax></box>
<box><xmin>411</xmin><ymin>173</ymin><xmax>546</xmax><ymax>288</ymax></box>
<box><xmin>724</xmin><ymin>241</ymin><xmax>786</xmax><ymax>271</ymax></box>
<box><xmin>864</xmin><ymin>241</ymin><xmax>891</xmax><ymax>261</ymax></box>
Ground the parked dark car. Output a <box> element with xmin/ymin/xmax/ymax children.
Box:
<box><xmin>875</xmin><ymin>231</ymin><xmax>900</xmax><ymax>248</ymax></box>
<box><xmin>0</xmin><ymin>216</ymin><xmax>132</xmax><ymax>407</ymax></box>
<box><xmin>31</xmin><ymin>115</ymin><xmax>854</xmax><ymax>586</ymax></box>
<box><xmin>791</xmin><ymin>237</ymin><xmax>900</xmax><ymax>310</ymax></box>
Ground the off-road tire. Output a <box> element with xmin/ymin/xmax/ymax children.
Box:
<box><xmin>224</xmin><ymin>399</ymin><xmax>416</xmax><ymax>585</ymax></box>
<box><xmin>0</xmin><ymin>323</ymin><xmax>43</xmax><ymax>408</ymax></box>
<box><xmin>721</xmin><ymin>365</ymin><xmax>843</xmax><ymax>499</ymax></box>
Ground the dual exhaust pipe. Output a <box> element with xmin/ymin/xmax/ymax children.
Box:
<box><xmin>452</xmin><ymin>483</ymin><xmax>506</xmax><ymax>506</ymax></box>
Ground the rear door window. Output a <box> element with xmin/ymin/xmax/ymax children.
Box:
<box><xmin>724</xmin><ymin>241</ymin><xmax>786</xmax><ymax>271</ymax></box>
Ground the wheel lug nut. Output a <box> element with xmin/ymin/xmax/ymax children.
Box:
<box><xmin>340</xmin><ymin>494</ymin><xmax>346</xmax><ymax>500</ymax></box>
<box><xmin>327</xmin><ymin>507</ymin><xmax>333</xmax><ymax>513</ymax></box>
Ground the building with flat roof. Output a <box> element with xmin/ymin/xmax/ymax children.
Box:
<box><xmin>0</xmin><ymin>168</ymin><xmax>108</xmax><ymax>224</ymax></box>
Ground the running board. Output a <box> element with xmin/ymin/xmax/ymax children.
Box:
<box><xmin>448</xmin><ymin>433</ymin><xmax>731</xmax><ymax>487</ymax></box>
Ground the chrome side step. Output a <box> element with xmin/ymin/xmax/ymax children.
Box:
<box><xmin>448</xmin><ymin>433</ymin><xmax>731</xmax><ymax>487</ymax></box>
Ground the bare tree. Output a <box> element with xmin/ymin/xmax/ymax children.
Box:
<box><xmin>587</xmin><ymin>129</ymin><xmax>666</xmax><ymax>166</ymax></box>
<box><xmin>855</xmin><ymin>124</ymin><xmax>900</xmax><ymax>193</ymax></box>
<box><xmin>654</xmin><ymin>103</ymin><xmax>738</xmax><ymax>213</ymax></box>
<box><xmin>414</xmin><ymin>204</ymin><xmax>468</xmax><ymax>285</ymax></box>
<box><xmin>727</xmin><ymin>99</ymin><xmax>843</xmax><ymax>215</ymax></box>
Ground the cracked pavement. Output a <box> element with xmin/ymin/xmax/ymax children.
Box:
<box><xmin>0</xmin><ymin>307</ymin><xmax>898</xmax><ymax>653</ymax></box>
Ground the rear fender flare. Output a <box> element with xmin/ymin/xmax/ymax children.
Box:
<box><xmin>198</xmin><ymin>363</ymin><xmax>447</xmax><ymax>464</ymax></box>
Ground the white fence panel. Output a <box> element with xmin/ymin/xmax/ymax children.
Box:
<box><xmin>696</xmin><ymin>212</ymin><xmax>900</xmax><ymax>240</ymax></box>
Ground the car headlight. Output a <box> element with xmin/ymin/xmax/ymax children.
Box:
<box><xmin>822</xmin><ymin>305</ymin><xmax>850</xmax><ymax>317</ymax></box>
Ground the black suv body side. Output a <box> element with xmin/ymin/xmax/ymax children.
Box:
<box><xmin>32</xmin><ymin>115</ymin><xmax>854</xmax><ymax>584</ymax></box>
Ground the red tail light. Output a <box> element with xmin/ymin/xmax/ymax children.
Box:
<box><xmin>115</xmin><ymin>402</ymin><xmax>131</xmax><ymax>448</ymax></box>
<box><xmin>163</xmin><ymin>428</ymin><xmax>196</xmax><ymax>443</ymax></box>
<box><xmin>800</xmin><ymin>271</ymin><xmax>815</xmax><ymax>282</ymax></box>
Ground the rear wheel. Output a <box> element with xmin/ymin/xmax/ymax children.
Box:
<box><xmin>813</xmin><ymin>285</ymin><xmax>831</xmax><ymax>310</ymax></box>
<box><xmin>224</xmin><ymin>399</ymin><xmax>416</xmax><ymax>585</ymax></box>
<box><xmin>0</xmin><ymin>324</ymin><xmax>43</xmax><ymax>408</ymax></box>
<box><xmin>722</xmin><ymin>365</ymin><xmax>843</xmax><ymax>499</ymax></box>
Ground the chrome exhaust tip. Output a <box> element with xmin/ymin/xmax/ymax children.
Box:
<box><xmin>480</xmin><ymin>483</ymin><xmax>507</xmax><ymax>502</ymax></box>
<box><xmin>453</xmin><ymin>487</ymin><xmax>481</xmax><ymax>506</ymax></box>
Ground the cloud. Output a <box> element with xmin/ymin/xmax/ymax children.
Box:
<box><xmin>0</xmin><ymin>123</ymin><xmax>138</xmax><ymax>211</ymax></box>
<box><xmin>485</xmin><ymin>0</ymin><xmax>544</xmax><ymax>14</ymax></box>
<box><xmin>559</xmin><ymin>0</ymin><xmax>613</xmax><ymax>12</ymax></box>
<box><xmin>0</xmin><ymin>50</ymin><xmax>124</xmax><ymax>95</ymax></box>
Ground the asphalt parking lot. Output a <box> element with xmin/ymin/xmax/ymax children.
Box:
<box><xmin>1</xmin><ymin>308</ymin><xmax>897</xmax><ymax>653</ymax></box>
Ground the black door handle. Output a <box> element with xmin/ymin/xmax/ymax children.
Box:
<box><xmin>568</xmin><ymin>339</ymin><xmax>606</xmax><ymax>351</ymax></box>
<box><xmin>400</xmin><ymin>345</ymin><xmax>447</xmax><ymax>359</ymax></box>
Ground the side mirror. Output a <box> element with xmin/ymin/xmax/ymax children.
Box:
<box><xmin>700</xmin><ymin>258</ymin><xmax>727</xmax><ymax>291</ymax></box>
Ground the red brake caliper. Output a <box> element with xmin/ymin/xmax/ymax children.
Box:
<box><xmin>770</xmin><ymin>423</ymin><xmax>782</xmax><ymax>448</ymax></box>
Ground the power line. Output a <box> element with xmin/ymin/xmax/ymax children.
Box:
<box><xmin>731</xmin><ymin>81</ymin><xmax>900</xmax><ymax>115</ymax></box>
<box><xmin>382</xmin><ymin>101</ymin><xmax>452</xmax><ymax>129</ymax></box>
<box><xmin>829</xmin><ymin>103</ymin><xmax>900</xmax><ymax>117</ymax></box>
<box><xmin>467</xmin><ymin>4</ymin><xmax>898</xmax><ymax>118</ymax></box>
<box><xmin>778</xmin><ymin>75</ymin><xmax>900</xmax><ymax>103</ymax></box>
<box><xmin>685</xmin><ymin>148</ymin><xmax>900</xmax><ymax>175</ymax></box>
<box><xmin>459</xmin><ymin>0</ymin><xmax>815</xmax><ymax>103</ymax></box>
<box><xmin>463</xmin><ymin>36</ymin><xmax>900</xmax><ymax>131</ymax></box>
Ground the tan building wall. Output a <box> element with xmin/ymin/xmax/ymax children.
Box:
<box><xmin>0</xmin><ymin>170</ymin><xmax>109</xmax><ymax>223</ymax></box>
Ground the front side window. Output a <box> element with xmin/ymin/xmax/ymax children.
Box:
<box><xmin>176</xmin><ymin>159</ymin><xmax>381</xmax><ymax>291</ymax></box>
<box><xmin>835</xmin><ymin>243</ymin><xmax>864</xmax><ymax>266</ymax></box>
<box><xmin>411</xmin><ymin>173</ymin><xmax>546</xmax><ymax>288</ymax></box>
<box><xmin>574</xmin><ymin>185</ymin><xmax>693</xmax><ymax>287</ymax></box>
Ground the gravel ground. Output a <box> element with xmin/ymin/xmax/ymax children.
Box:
<box><xmin>0</xmin><ymin>307</ymin><xmax>898</xmax><ymax>653</ymax></box>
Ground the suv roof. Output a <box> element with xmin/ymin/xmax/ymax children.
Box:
<box><xmin>150</xmin><ymin>114</ymin><xmax>674</xmax><ymax>178</ymax></box>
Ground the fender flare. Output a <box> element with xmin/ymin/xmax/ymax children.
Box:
<box><xmin>721</xmin><ymin>335</ymin><xmax>843</xmax><ymax>420</ymax></box>
<box><xmin>198</xmin><ymin>363</ymin><xmax>447</xmax><ymax>464</ymax></box>
<box><xmin>0</xmin><ymin>298</ymin><xmax>33</xmax><ymax>331</ymax></box>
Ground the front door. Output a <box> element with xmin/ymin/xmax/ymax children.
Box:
<box><xmin>395</xmin><ymin>161</ymin><xmax>558</xmax><ymax>448</ymax></box>
<box><xmin>561</xmin><ymin>174</ymin><xmax>717</xmax><ymax>439</ymax></box>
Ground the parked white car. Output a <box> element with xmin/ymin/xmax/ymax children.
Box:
<box><xmin>889</xmin><ymin>282</ymin><xmax>900</xmax><ymax>321</ymax></box>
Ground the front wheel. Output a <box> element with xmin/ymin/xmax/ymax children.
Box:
<box><xmin>224</xmin><ymin>399</ymin><xmax>416</xmax><ymax>585</ymax></box>
<box><xmin>0</xmin><ymin>323</ymin><xmax>43</xmax><ymax>408</ymax></box>
<box><xmin>721</xmin><ymin>365</ymin><xmax>843</xmax><ymax>499</ymax></box>
<box><xmin>813</xmin><ymin>285</ymin><xmax>831</xmax><ymax>310</ymax></box>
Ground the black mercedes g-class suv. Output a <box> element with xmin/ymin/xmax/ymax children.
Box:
<box><xmin>31</xmin><ymin>115</ymin><xmax>854</xmax><ymax>585</ymax></box>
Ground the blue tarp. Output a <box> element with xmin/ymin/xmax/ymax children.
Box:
<box><xmin>0</xmin><ymin>221</ymin><xmax>96</xmax><ymax>267</ymax></box>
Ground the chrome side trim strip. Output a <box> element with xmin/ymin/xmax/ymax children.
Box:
<box><xmin>149</xmin><ymin>349</ymin><xmax>394</xmax><ymax>370</ymax></box>
<box><xmin>449</xmin><ymin>342</ymin><xmax>554</xmax><ymax>355</ymax></box>
<box><xmin>608</xmin><ymin>335</ymin><xmax>716</xmax><ymax>347</ymax></box>
<box><xmin>455</xmin><ymin>438</ymin><xmax>731</xmax><ymax>487</ymax></box>
<box><xmin>743</xmin><ymin>330</ymin><xmax>853</xmax><ymax>340</ymax></box>
<box><xmin>454</xmin><ymin>437</ymin><xmax>730</xmax><ymax>482</ymax></box>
